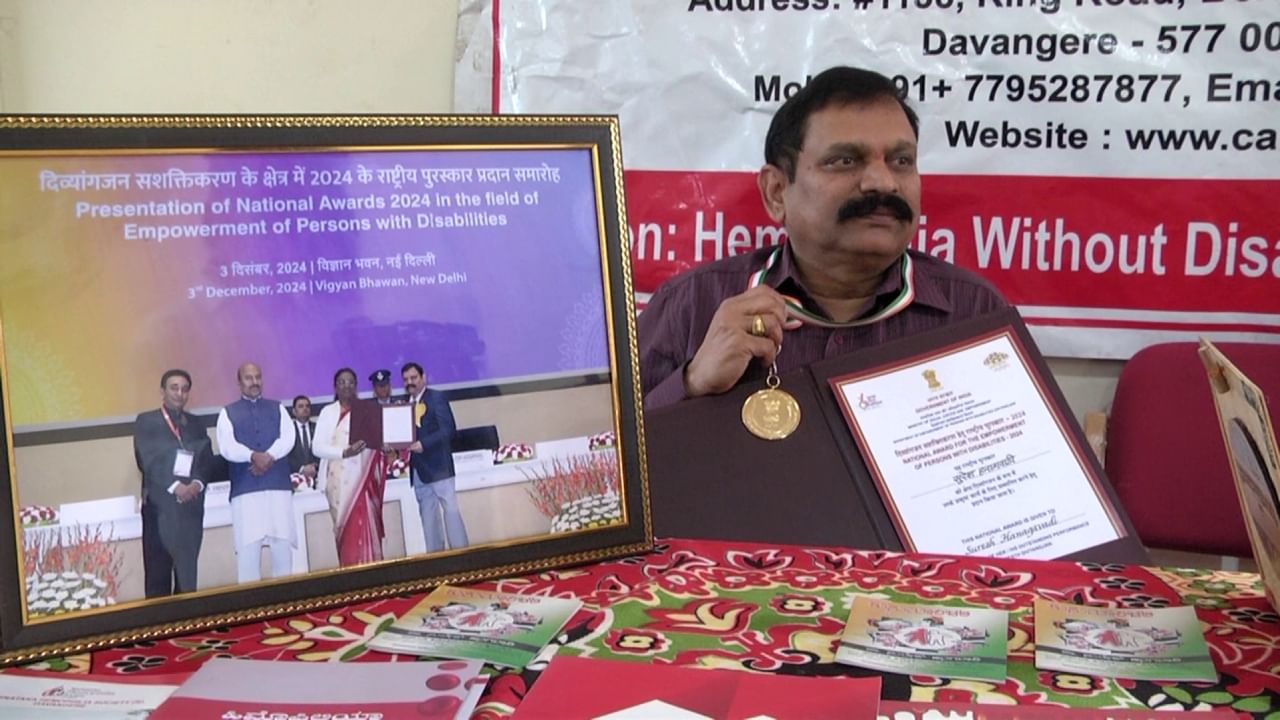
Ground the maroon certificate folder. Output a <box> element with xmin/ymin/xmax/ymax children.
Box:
<box><xmin>645</xmin><ymin>308</ymin><xmax>1149</xmax><ymax>565</ymax></box>
<box><xmin>349</xmin><ymin>400</ymin><xmax>415</xmax><ymax>450</ymax></box>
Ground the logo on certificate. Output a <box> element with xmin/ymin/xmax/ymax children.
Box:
<box><xmin>858</xmin><ymin>393</ymin><xmax>882</xmax><ymax>410</ymax></box>
<box><xmin>922</xmin><ymin>369</ymin><xmax>942</xmax><ymax>391</ymax></box>
<box><xmin>983</xmin><ymin>352</ymin><xmax>1010</xmax><ymax>371</ymax></box>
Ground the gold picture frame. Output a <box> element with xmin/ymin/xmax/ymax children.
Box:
<box><xmin>0</xmin><ymin>115</ymin><xmax>651</xmax><ymax>665</ymax></box>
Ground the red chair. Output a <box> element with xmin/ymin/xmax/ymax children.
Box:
<box><xmin>1102</xmin><ymin>342</ymin><xmax>1280</xmax><ymax>559</ymax></box>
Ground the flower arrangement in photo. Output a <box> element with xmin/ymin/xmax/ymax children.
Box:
<box><xmin>550</xmin><ymin>491</ymin><xmax>622</xmax><ymax>533</ymax></box>
<box><xmin>20</xmin><ymin>505</ymin><xmax>58</xmax><ymax>527</ymax></box>
<box><xmin>494</xmin><ymin>442</ymin><xmax>535</xmax><ymax>464</ymax></box>
<box><xmin>588</xmin><ymin>431</ymin><xmax>616</xmax><ymax>452</ymax></box>
<box><xmin>290</xmin><ymin>472</ymin><xmax>318</xmax><ymax>493</ymax></box>
<box><xmin>523</xmin><ymin>452</ymin><xmax>622</xmax><ymax>533</ymax></box>
<box><xmin>22</xmin><ymin>523</ymin><xmax>122</xmax><ymax>616</ymax></box>
<box><xmin>387</xmin><ymin>452</ymin><xmax>410</xmax><ymax>479</ymax></box>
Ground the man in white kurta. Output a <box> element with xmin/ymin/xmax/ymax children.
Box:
<box><xmin>216</xmin><ymin>362</ymin><xmax>297</xmax><ymax>583</ymax></box>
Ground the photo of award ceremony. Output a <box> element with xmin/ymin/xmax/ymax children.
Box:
<box><xmin>0</xmin><ymin>2</ymin><xmax>1276</xmax><ymax>718</ymax></box>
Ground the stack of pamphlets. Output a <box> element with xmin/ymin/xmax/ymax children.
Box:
<box><xmin>368</xmin><ymin>584</ymin><xmax>582</xmax><ymax>668</ymax></box>
<box><xmin>1034</xmin><ymin>598</ymin><xmax>1217</xmax><ymax>682</ymax></box>
<box><xmin>149</xmin><ymin>657</ymin><xmax>486</xmax><ymax>719</ymax></box>
<box><xmin>835</xmin><ymin>595</ymin><xmax>1009</xmax><ymax>682</ymax></box>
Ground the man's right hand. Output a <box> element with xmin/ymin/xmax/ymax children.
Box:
<box><xmin>175</xmin><ymin>481</ymin><xmax>201</xmax><ymax>503</ymax></box>
<box><xmin>684</xmin><ymin>285</ymin><xmax>798</xmax><ymax>398</ymax></box>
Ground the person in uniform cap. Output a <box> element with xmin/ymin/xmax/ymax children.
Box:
<box><xmin>370</xmin><ymin>367</ymin><xmax>413</xmax><ymax>484</ymax></box>
<box><xmin>370</xmin><ymin>369</ymin><xmax>396</xmax><ymax>405</ymax></box>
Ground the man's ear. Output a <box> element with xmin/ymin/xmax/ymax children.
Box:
<box><xmin>757</xmin><ymin>164</ymin><xmax>788</xmax><ymax>223</ymax></box>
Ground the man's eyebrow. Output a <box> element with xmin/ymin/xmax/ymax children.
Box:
<box><xmin>888</xmin><ymin>139</ymin><xmax>918</xmax><ymax>154</ymax></box>
<box><xmin>821</xmin><ymin>141</ymin><xmax>869</xmax><ymax>156</ymax></box>
<box><xmin>819</xmin><ymin>139</ymin><xmax>917</xmax><ymax>156</ymax></box>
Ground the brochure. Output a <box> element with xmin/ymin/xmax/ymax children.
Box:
<box><xmin>1034</xmin><ymin>599</ymin><xmax>1216</xmax><ymax>682</ymax></box>
<box><xmin>513</xmin><ymin>655</ymin><xmax>881</xmax><ymax>719</ymax></box>
<box><xmin>836</xmin><ymin>595</ymin><xmax>1009</xmax><ymax>682</ymax></box>
<box><xmin>368</xmin><ymin>585</ymin><xmax>582</xmax><ymax>668</ymax></box>
<box><xmin>0</xmin><ymin>671</ymin><xmax>181</xmax><ymax>719</ymax></box>
<box><xmin>148</xmin><ymin>657</ymin><xmax>485</xmax><ymax>720</ymax></box>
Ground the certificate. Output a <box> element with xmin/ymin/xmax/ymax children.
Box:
<box><xmin>382</xmin><ymin>403</ymin><xmax>415</xmax><ymax>449</ymax></box>
<box><xmin>829</xmin><ymin>329</ymin><xmax>1126</xmax><ymax>560</ymax></box>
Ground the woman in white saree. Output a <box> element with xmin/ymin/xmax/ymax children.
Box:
<box><xmin>312</xmin><ymin>367</ymin><xmax>385</xmax><ymax>566</ymax></box>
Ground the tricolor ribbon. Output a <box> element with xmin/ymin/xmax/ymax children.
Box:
<box><xmin>747</xmin><ymin>246</ymin><xmax>916</xmax><ymax>328</ymax></box>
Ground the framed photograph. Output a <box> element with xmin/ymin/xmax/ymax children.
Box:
<box><xmin>0</xmin><ymin>115</ymin><xmax>651</xmax><ymax>665</ymax></box>
<box><xmin>1199</xmin><ymin>339</ymin><xmax>1280</xmax><ymax>610</ymax></box>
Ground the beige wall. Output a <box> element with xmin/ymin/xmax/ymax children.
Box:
<box><xmin>0</xmin><ymin>0</ymin><xmax>459</xmax><ymax>114</ymax></box>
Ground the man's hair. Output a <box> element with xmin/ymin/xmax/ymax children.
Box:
<box><xmin>160</xmin><ymin>369</ymin><xmax>192</xmax><ymax>389</ymax></box>
<box><xmin>764</xmin><ymin>66</ymin><xmax>919</xmax><ymax>181</ymax></box>
<box><xmin>401</xmin><ymin>362</ymin><xmax>424</xmax><ymax>377</ymax></box>
<box><xmin>292</xmin><ymin>395</ymin><xmax>309</xmax><ymax>407</ymax></box>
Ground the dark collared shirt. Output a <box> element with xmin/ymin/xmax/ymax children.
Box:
<box><xmin>637</xmin><ymin>244</ymin><xmax>1009</xmax><ymax>409</ymax></box>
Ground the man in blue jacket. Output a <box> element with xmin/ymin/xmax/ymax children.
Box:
<box><xmin>402</xmin><ymin>362</ymin><xmax>468</xmax><ymax>553</ymax></box>
<box><xmin>216</xmin><ymin>361</ymin><xmax>297</xmax><ymax>582</ymax></box>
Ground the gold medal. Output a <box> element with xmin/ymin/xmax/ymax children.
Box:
<box><xmin>742</xmin><ymin>362</ymin><xmax>800</xmax><ymax>440</ymax></box>
<box><xmin>742</xmin><ymin>387</ymin><xmax>801</xmax><ymax>440</ymax></box>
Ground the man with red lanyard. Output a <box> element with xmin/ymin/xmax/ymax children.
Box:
<box><xmin>133</xmin><ymin>368</ymin><xmax>213</xmax><ymax>598</ymax></box>
<box><xmin>638</xmin><ymin>66</ymin><xmax>1008</xmax><ymax>410</ymax></box>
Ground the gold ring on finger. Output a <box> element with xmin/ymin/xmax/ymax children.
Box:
<box><xmin>750</xmin><ymin>314</ymin><xmax>767</xmax><ymax>337</ymax></box>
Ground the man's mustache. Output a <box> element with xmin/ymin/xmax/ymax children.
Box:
<box><xmin>837</xmin><ymin>193</ymin><xmax>915</xmax><ymax>223</ymax></box>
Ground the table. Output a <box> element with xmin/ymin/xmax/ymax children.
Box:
<box><xmin>12</xmin><ymin>537</ymin><xmax>1280</xmax><ymax>717</ymax></box>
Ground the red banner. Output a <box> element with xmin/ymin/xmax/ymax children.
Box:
<box><xmin>626</xmin><ymin>170</ymin><xmax>1279</xmax><ymax>338</ymax></box>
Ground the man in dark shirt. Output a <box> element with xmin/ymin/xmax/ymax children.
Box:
<box><xmin>639</xmin><ymin>66</ymin><xmax>1007</xmax><ymax>409</ymax></box>
<box><xmin>134</xmin><ymin>368</ymin><xmax>213</xmax><ymax>597</ymax></box>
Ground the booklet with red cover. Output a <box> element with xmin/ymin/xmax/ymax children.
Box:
<box><xmin>513</xmin><ymin>655</ymin><xmax>880</xmax><ymax>720</ymax></box>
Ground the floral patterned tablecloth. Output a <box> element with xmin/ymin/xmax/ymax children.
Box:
<box><xmin>15</xmin><ymin>538</ymin><xmax>1280</xmax><ymax>718</ymax></box>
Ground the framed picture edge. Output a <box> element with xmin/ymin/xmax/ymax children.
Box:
<box><xmin>0</xmin><ymin>113</ymin><xmax>653</xmax><ymax>665</ymax></box>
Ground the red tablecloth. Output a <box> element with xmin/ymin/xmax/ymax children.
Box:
<box><xmin>14</xmin><ymin>538</ymin><xmax>1280</xmax><ymax>717</ymax></box>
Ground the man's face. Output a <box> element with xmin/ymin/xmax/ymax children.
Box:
<box><xmin>238</xmin><ymin>363</ymin><xmax>263</xmax><ymax>399</ymax></box>
<box><xmin>162</xmin><ymin>376</ymin><xmax>190</xmax><ymax>412</ymax></box>
<box><xmin>292</xmin><ymin>398</ymin><xmax>311</xmax><ymax>421</ymax></box>
<box><xmin>760</xmin><ymin>98</ymin><xmax>920</xmax><ymax>280</ymax></box>
<box><xmin>402</xmin><ymin>367</ymin><xmax>424</xmax><ymax>396</ymax></box>
<box><xmin>373</xmin><ymin>383</ymin><xmax>392</xmax><ymax>400</ymax></box>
